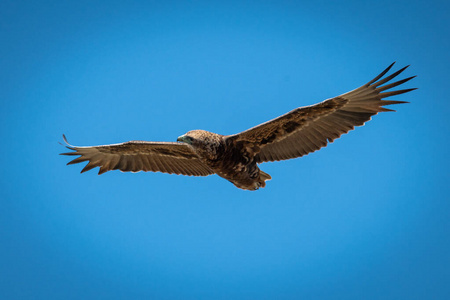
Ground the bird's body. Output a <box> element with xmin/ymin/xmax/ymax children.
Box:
<box><xmin>178</xmin><ymin>130</ymin><xmax>270</xmax><ymax>190</ymax></box>
<box><xmin>61</xmin><ymin>63</ymin><xmax>416</xmax><ymax>190</ymax></box>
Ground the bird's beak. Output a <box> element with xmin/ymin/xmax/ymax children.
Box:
<box><xmin>177</xmin><ymin>135</ymin><xmax>187</xmax><ymax>143</ymax></box>
<box><xmin>177</xmin><ymin>134</ymin><xmax>193</xmax><ymax>144</ymax></box>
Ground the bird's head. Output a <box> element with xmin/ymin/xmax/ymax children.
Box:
<box><xmin>177</xmin><ymin>130</ymin><xmax>212</xmax><ymax>146</ymax></box>
<box><xmin>177</xmin><ymin>130</ymin><xmax>224</xmax><ymax>159</ymax></box>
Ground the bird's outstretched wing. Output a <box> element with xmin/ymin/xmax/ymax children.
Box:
<box><xmin>60</xmin><ymin>135</ymin><xmax>214</xmax><ymax>176</ymax></box>
<box><xmin>226</xmin><ymin>63</ymin><xmax>416</xmax><ymax>162</ymax></box>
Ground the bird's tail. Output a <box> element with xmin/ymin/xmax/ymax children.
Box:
<box><xmin>258</xmin><ymin>170</ymin><xmax>272</xmax><ymax>188</ymax></box>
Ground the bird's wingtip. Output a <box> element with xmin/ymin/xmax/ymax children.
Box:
<box><xmin>62</xmin><ymin>134</ymin><xmax>69</xmax><ymax>145</ymax></box>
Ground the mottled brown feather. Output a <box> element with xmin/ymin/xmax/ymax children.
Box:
<box><xmin>60</xmin><ymin>136</ymin><xmax>214</xmax><ymax>176</ymax></box>
<box><xmin>226</xmin><ymin>63</ymin><xmax>415</xmax><ymax>162</ymax></box>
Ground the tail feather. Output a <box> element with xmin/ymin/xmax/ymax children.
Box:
<box><xmin>259</xmin><ymin>170</ymin><xmax>272</xmax><ymax>188</ymax></box>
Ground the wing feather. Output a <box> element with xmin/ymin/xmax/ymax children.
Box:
<box><xmin>226</xmin><ymin>63</ymin><xmax>415</xmax><ymax>162</ymax></box>
<box><xmin>60</xmin><ymin>136</ymin><xmax>214</xmax><ymax>176</ymax></box>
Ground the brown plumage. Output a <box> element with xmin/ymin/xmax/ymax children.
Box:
<box><xmin>61</xmin><ymin>63</ymin><xmax>416</xmax><ymax>190</ymax></box>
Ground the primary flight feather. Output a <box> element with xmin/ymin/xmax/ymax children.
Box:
<box><xmin>61</xmin><ymin>63</ymin><xmax>416</xmax><ymax>190</ymax></box>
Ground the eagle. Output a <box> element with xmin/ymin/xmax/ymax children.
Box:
<box><xmin>61</xmin><ymin>63</ymin><xmax>416</xmax><ymax>190</ymax></box>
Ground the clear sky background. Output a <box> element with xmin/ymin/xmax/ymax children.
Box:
<box><xmin>1</xmin><ymin>1</ymin><xmax>449</xmax><ymax>299</ymax></box>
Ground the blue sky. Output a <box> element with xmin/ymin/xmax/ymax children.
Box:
<box><xmin>1</xmin><ymin>0</ymin><xmax>449</xmax><ymax>299</ymax></box>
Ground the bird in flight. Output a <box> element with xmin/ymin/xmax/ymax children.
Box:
<box><xmin>61</xmin><ymin>63</ymin><xmax>416</xmax><ymax>190</ymax></box>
